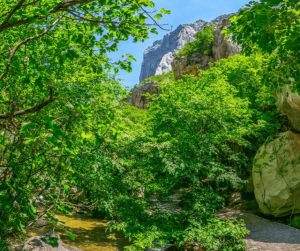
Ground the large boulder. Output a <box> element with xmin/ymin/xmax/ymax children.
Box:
<box><xmin>275</xmin><ymin>85</ymin><xmax>300</xmax><ymax>132</ymax></box>
<box><xmin>253</xmin><ymin>131</ymin><xmax>300</xmax><ymax>216</ymax></box>
<box><xmin>17</xmin><ymin>231</ymin><xmax>83</xmax><ymax>251</ymax></box>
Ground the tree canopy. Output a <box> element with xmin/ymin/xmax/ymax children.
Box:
<box><xmin>227</xmin><ymin>0</ymin><xmax>300</xmax><ymax>90</ymax></box>
<box><xmin>0</xmin><ymin>0</ymin><xmax>170</xmax><ymax>245</ymax></box>
<box><xmin>0</xmin><ymin>0</ymin><xmax>296</xmax><ymax>250</ymax></box>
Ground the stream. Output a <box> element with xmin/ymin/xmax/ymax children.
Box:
<box><xmin>28</xmin><ymin>214</ymin><xmax>130</xmax><ymax>251</ymax></box>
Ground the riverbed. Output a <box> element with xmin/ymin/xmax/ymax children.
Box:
<box><xmin>28</xmin><ymin>214</ymin><xmax>130</xmax><ymax>251</ymax></box>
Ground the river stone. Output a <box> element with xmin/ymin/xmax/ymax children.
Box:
<box><xmin>253</xmin><ymin>131</ymin><xmax>300</xmax><ymax>217</ymax></box>
<box><xmin>275</xmin><ymin>85</ymin><xmax>300</xmax><ymax>132</ymax></box>
<box><xmin>17</xmin><ymin>231</ymin><xmax>83</xmax><ymax>251</ymax></box>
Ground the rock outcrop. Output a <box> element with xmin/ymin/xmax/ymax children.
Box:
<box><xmin>253</xmin><ymin>131</ymin><xmax>300</xmax><ymax>217</ymax></box>
<box><xmin>128</xmin><ymin>15</ymin><xmax>240</xmax><ymax>109</ymax></box>
<box><xmin>171</xmin><ymin>51</ymin><xmax>214</xmax><ymax>81</ymax></box>
<box><xmin>172</xmin><ymin>18</ymin><xmax>241</xmax><ymax>80</ymax></box>
<box><xmin>139</xmin><ymin>14</ymin><xmax>234</xmax><ymax>83</ymax></box>
<box><xmin>123</xmin><ymin>82</ymin><xmax>159</xmax><ymax>109</ymax></box>
<box><xmin>17</xmin><ymin>231</ymin><xmax>83</xmax><ymax>251</ymax></box>
<box><xmin>212</xmin><ymin>19</ymin><xmax>241</xmax><ymax>61</ymax></box>
<box><xmin>275</xmin><ymin>85</ymin><xmax>300</xmax><ymax>132</ymax></box>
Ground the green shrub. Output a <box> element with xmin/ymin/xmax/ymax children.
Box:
<box><xmin>140</xmin><ymin>71</ymin><xmax>175</xmax><ymax>86</ymax></box>
<box><xmin>176</xmin><ymin>26</ymin><xmax>215</xmax><ymax>59</ymax></box>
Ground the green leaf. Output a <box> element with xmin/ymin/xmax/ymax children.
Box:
<box><xmin>160</xmin><ymin>8</ymin><xmax>171</xmax><ymax>15</ymax></box>
<box><xmin>154</xmin><ymin>13</ymin><xmax>163</xmax><ymax>20</ymax></box>
<box><xmin>66</xmin><ymin>231</ymin><xmax>76</xmax><ymax>240</ymax></box>
<box><xmin>35</xmin><ymin>77</ymin><xmax>43</xmax><ymax>89</ymax></box>
<box><xmin>41</xmin><ymin>237</ymin><xmax>59</xmax><ymax>247</ymax></box>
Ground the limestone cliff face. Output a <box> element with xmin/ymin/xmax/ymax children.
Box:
<box><xmin>139</xmin><ymin>14</ymin><xmax>234</xmax><ymax>83</ymax></box>
<box><xmin>123</xmin><ymin>82</ymin><xmax>159</xmax><ymax>109</ymax></box>
<box><xmin>127</xmin><ymin>15</ymin><xmax>241</xmax><ymax>109</ymax></box>
<box><xmin>172</xmin><ymin>18</ymin><xmax>241</xmax><ymax>80</ymax></box>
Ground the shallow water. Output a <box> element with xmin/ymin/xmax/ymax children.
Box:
<box><xmin>28</xmin><ymin>214</ymin><xmax>130</xmax><ymax>251</ymax></box>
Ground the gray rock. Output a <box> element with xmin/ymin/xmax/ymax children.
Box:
<box><xmin>218</xmin><ymin>208</ymin><xmax>300</xmax><ymax>250</ymax></box>
<box><xmin>253</xmin><ymin>131</ymin><xmax>300</xmax><ymax>217</ymax></box>
<box><xmin>16</xmin><ymin>231</ymin><xmax>83</xmax><ymax>251</ymax></box>
<box><xmin>139</xmin><ymin>14</ymin><xmax>236</xmax><ymax>83</ymax></box>
<box><xmin>123</xmin><ymin>82</ymin><xmax>159</xmax><ymax>109</ymax></box>
<box><xmin>275</xmin><ymin>84</ymin><xmax>300</xmax><ymax>132</ymax></box>
<box><xmin>171</xmin><ymin>18</ymin><xmax>241</xmax><ymax>80</ymax></box>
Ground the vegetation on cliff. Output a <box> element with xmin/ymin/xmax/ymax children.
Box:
<box><xmin>176</xmin><ymin>26</ymin><xmax>215</xmax><ymax>60</ymax></box>
<box><xmin>139</xmin><ymin>71</ymin><xmax>175</xmax><ymax>86</ymax></box>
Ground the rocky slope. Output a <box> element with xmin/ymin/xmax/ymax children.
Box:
<box><xmin>172</xmin><ymin>18</ymin><xmax>241</xmax><ymax>80</ymax></box>
<box><xmin>126</xmin><ymin>15</ymin><xmax>240</xmax><ymax>109</ymax></box>
<box><xmin>123</xmin><ymin>82</ymin><xmax>159</xmax><ymax>109</ymax></box>
<box><xmin>139</xmin><ymin>14</ymin><xmax>234</xmax><ymax>83</ymax></box>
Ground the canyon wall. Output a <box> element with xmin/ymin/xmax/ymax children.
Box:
<box><xmin>139</xmin><ymin>14</ymin><xmax>234</xmax><ymax>83</ymax></box>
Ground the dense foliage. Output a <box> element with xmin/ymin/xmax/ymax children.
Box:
<box><xmin>176</xmin><ymin>25</ymin><xmax>215</xmax><ymax>59</ymax></box>
<box><xmin>0</xmin><ymin>0</ymin><xmax>294</xmax><ymax>250</ymax></box>
<box><xmin>139</xmin><ymin>71</ymin><xmax>175</xmax><ymax>86</ymax></box>
<box><xmin>227</xmin><ymin>0</ymin><xmax>300</xmax><ymax>90</ymax></box>
<box><xmin>0</xmin><ymin>0</ymin><xmax>170</xmax><ymax>246</ymax></box>
<box><xmin>71</xmin><ymin>53</ymin><xmax>282</xmax><ymax>250</ymax></box>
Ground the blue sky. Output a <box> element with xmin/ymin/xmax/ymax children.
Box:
<box><xmin>109</xmin><ymin>0</ymin><xmax>251</xmax><ymax>88</ymax></box>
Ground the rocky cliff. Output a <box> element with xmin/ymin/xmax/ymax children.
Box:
<box><xmin>172</xmin><ymin>18</ymin><xmax>241</xmax><ymax>80</ymax></box>
<box><xmin>139</xmin><ymin>14</ymin><xmax>234</xmax><ymax>83</ymax></box>
<box><xmin>123</xmin><ymin>82</ymin><xmax>159</xmax><ymax>109</ymax></box>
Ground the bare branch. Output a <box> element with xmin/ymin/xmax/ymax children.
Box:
<box><xmin>134</xmin><ymin>0</ymin><xmax>170</xmax><ymax>31</ymax></box>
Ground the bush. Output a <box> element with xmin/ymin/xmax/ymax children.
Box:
<box><xmin>140</xmin><ymin>71</ymin><xmax>175</xmax><ymax>86</ymax></box>
<box><xmin>176</xmin><ymin>26</ymin><xmax>215</xmax><ymax>59</ymax></box>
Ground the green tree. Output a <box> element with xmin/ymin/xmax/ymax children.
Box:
<box><xmin>78</xmin><ymin>53</ymin><xmax>283</xmax><ymax>251</ymax></box>
<box><xmin>227</xmin><ymin>0</ymin><xmax>300</xmax><ymax>90</ymax></box>
<box><xmin>0</xmin><ymin>0</ymin><xmax>170</xmax><ymax>243</ymax></box>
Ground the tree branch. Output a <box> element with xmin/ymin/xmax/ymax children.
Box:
<box><xmin>0</xmin><ymin>86</ymin><xmax>57</xmax><ymax>119</ymax></box>
<box><xmin>0</xmin><ymin>0</ymin><xmax>27</xmax><ymax>28</ymax></box>
<box><xmin>273</xmin><ymin>13</ymin><xmax>300</xmax><ymax>30</ymax></box>
<box><xmin>0</xmin><ymin>15</ymin><xmax>64</xmax><ymax>82</ymax></box>
<box><xmin>0</xmin><ymin>0</ymin><xmax>94</xmax><ymax>33</ymax></box>
<box><xmin>65</xmin><ymin>11</ymin><xmax>159</xmax><ymax>27</ymax></box>
<box><xmin>134</xmin><ymin>0</ymin><xmax>170</xmax><ymax>31</ymax></box>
